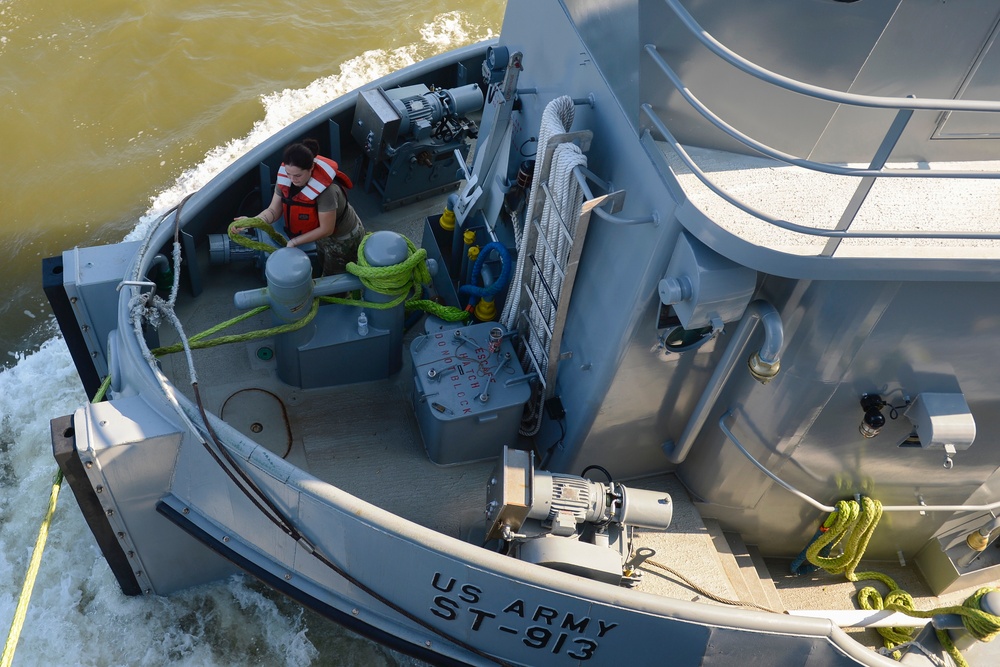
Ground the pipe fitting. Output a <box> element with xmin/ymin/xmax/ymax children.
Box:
<box><xmin>661</xmin><ymin>299</ymin><xmax>784</xmax><ymax>464</ymax></box>
<box><xmin>747</xmin><ymin>352</ymin><xmax>780</xmax><ymax>385</ymax></box>
<box><xmin>967</xmin><ymin>529</ymin><xmax>990</xmax><ymax>552</ymax></box>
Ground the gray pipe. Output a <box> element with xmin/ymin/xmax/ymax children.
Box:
<box><xmin>662</xmin><ymin>299</ymin><xmax>784</xmax><ymax>464</ymax></box>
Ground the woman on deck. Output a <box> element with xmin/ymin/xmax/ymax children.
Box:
<box><xmin>247</xmin><ymin>138</ymin><xmax>366</xmax><ymax>275</ymax></box>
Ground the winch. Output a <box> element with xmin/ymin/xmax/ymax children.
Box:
<box><xmin>352</xmin><ymin>82</ymin><xmax>482</xmax><ymax>208</ymax></box>
<box><xmin>485</xmin><ymin>448</ymin><xmax>673</xmax><ymax>587</ymax></box>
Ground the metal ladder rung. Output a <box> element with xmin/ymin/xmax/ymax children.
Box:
<box><xmin>527</xmin><ymin>254</ymin><xmax>561</xmax><ymax>305</ymax></box>
<box><xmin>539</xmin><ymin>180</ymin><xmax>577</xmax><ymax>246</ymax></box>
<box><xmin>522</xmin><ymin>288</ymin><xmax>554</xmax><ymax>345</ymax></box>
<box><xmin>529</xmin><ymin>219</ymin><xmax>567</xmax><ymax>285</ymax></box>
<box><xmin>519</xmin><ymin>328</ymin><xmax>549</xmax><ymax>390</ymax></box>
<box><xmin>510</xmin><ymin>129</ymin><xmax>597</xmax><ymax>408</ymax></box>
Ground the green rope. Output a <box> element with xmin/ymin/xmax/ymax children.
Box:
<box><xmin>2</xmin><ymin>376</ymin><xmax>112</xmax><ymax>667</ymax></box>
<box><xmin>408</xmin><ymin>299</ymin><xmax>471</xmax><ymax>321</ymax></box>
<box><xmin>227</xmin><ymin>227</ymin><xmax>468</xmax><ymax>321</ymax></box>
<box><xmin>807</xmin><ymin>497</ymin><xmax>888</xmax><ymax>583</ymax></box>
<box><xmin>4</xmin><ymin>232</ymin><xmax>461</xmax><ymax>661</ymax></box>
<box><xmin>150</xmin><ymin>301</ymin><xmax>317</xmax><ymax>357</ymax></box>
<box><xmin>806</xmin><ymin>497</ymin><xmax>1000</xmax><ymax>664</ymax></box>
<box><xmin>228</xmin><ymin>217</ymin><xmax>288</xmax><ymax>252</ymax></box>
<box><xmin>336</xmin><ymin>234</ymin><xmax>466</xmax><ymax>321</ymax></box>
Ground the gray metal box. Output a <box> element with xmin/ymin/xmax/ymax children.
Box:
<box><xmin>351</xmin><ymin>88</ymin><xmax>401</xmax><ymax>160</ymax></box>
<box><xmin>63</xmin><ymin>241</ymin><xmax>143</xmax><ymax>378</ymax></box>
<box><xmin>659</xmin><ymin>231</ymin><xmax>756</xmax><ymax>329</ymax></box>
<box><xmin>279</xmin><ymin>305</ymin><xmax>391</xmax><ymax>388</ymax></box>
<box><xmin>410</xmin><ymin>322</ymin><xmax>531</xmax><ymax>465</ymax></box>
<box><xmin>903</xmin><ymin>392</ymin><xmax>976</xmax><ymax>451</ymax></box>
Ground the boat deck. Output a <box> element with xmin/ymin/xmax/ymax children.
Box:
<box><xmin>665</xmin><ymin>144</ymin><xmax>1000</xmax><ymax>259</ymax></box>
<box><xmin>154</xmin><ymin>182</ymin><xmax>993</xmax><ymax>659</ymax></box>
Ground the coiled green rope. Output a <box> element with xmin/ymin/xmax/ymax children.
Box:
<box><xmin>2</xmin><ymin>376</ymin><xmax>112</xmax><ymax>667</ymax></box>
<box><xmin>345</xmin><ymin>234</ymin><xmax>469</xmax><ymax>321</ymax></box>
<box><xmin>805</xmin><ymin>497</ymin><xmax>1000</xmax><ymax>665</ymax></box>
<box><xmin>5</xmin><ymin>224</ymin><xmax>467</xmax><ymax>663</ymax></box>
<box><xmin>228</xmin><ymin>217</ymin><xmax>289</xmax><ymax>252</ymax></box>
<box><xmin>227</xmin><ymin>222</ymin><xmax>468</xmax><ymax>321</ymax></box>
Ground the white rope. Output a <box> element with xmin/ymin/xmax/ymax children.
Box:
<box><xmin>501</xmin><ymin>96</ymin><xmax>587</xmax><ymax>436</ymax></box>
<box><xmin>123</xmin><ymin>217</ymin><xmax>208</xmax><ymax>445</ymax></box>
<box><xmin>501</xmin><ymin>95</ymin><xmax>577</xmax><ymax>327</ymax></box>
<box><xmin>527</xmin><ymin>143</ymin><xmax>586</xmax><ymax>380</ymax></box>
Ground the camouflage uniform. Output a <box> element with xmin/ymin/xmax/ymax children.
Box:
<box><xmin>316</xmin><ymin>223</ymin><xmax>366</xmax><ymax>276</ymax></box>
<box><xmin>315</xmin><ymin>179</ymin><xmax>365</xmax><ymax>275</ymax></box>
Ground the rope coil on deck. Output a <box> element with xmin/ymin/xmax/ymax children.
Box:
<box><xmin>799</xmin><ymin>496</ymin><xmax>1000</xmax><ymax>666</ymax></box>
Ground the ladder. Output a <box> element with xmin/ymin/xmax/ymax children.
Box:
<box><xmin>511</xmin><ymin>130</ymin><xmax>608</xmax><ymax>434</ymax></box>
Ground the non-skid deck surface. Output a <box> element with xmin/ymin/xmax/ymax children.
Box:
<box><xmin>294</xmin><ymin>370</ymin><xmax>496</xmax><ymax>540</ymax></box>
<box><xmin>154</xmin><ymin>177</ymin><xmax>993</xmax><ymax>662</ymax></box>
<box><xmin>158</xmin><ymin>190</ymin><xmax>495</xmax><ymax>534</ymax></box>
<box><xmin>664</xmin><ymin>143</ymin><xmax>1000</xmax><ymax>259</ymax></box>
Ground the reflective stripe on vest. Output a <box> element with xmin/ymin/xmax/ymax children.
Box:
<box><xmin>277</xmin><ymin>155</ymin><xmax>340</xmax><ymax>236</ymax></box>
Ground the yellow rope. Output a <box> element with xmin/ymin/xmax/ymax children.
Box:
<box><xmin>806</xmin><ymin>497</ymin><xmax>1000</xmax><ymax>664</ymax></box>
<box><xmin>807</xmin><ymin>497</ymin><xmax>883</xmax><ymax>581</ymax></box>
<box><xmin>151</xmin><ymin>232</ymin><xmax>470</xmax><ymax>360</ymax></box>
<box><xmin>2</xmin><ymin>376</ymin><xmax>111</xmax><ymax>667</ymax></box>
<box><xmin>1</xmin><ymin>471</ymin><xmax>63</xmax><ymax>667</ymax></box>
<box><xmin>2</xmin><ymin>230</ymin><xmax>464</xmax><ymax>663</ymax></box>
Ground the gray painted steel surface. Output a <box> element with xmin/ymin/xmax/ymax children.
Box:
<box><xmin>45</xmin><ymin>2</ymin><xmax>1000</xmax><ymax>665</ymax></box>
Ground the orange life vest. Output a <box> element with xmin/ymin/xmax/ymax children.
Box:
<box><xmin>276</xmin><ymin>155</ymin><xmax>353</xmax><ymax>236</ymax></box>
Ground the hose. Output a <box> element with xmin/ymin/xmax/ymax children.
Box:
<box><xmin>459</xmin><ymin>241</ymin><xmax>512</xmax><ymax>300</ymax></box>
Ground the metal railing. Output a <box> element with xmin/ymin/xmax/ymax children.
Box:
<box><xmin>719</xmin><ymin>412</ymin><xmax>1000</xmax><ymax>514</ymax></box>
<box><xmin>645</xmin><ymin>0</ymin><xmax>1000</xmax><ymax>253</ymax></box>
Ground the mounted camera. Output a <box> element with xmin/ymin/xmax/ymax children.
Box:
<box><xmin>859</xmin><ymin>393</ymin><xmax>887</xmax><ymax>438</ymax></box>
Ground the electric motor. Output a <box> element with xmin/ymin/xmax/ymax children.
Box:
<box><xmin>392</xmin><ymin>84</ymin><xmax>484</xmax><ymax>141</ymax></box>
<box><xmin>485</xmin><ymin>448</ymin><xmax>674</xmax><ymax>587</ymax></box>
<box><xmin>527</xmin><ymin>470</ymin><xmax>674</xmax><ymax>531</ymax></box>
<box><xmin>486</xmin><ymin>448</ymin><xmax>673</xmax><ymax>540</ymax></box>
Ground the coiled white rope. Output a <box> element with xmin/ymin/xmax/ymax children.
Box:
<box><xmin>501</xmin><ymin>95</ymin><xmax>574</xmax><ymax>327</ymax></box>
<box><xmin>502</xmin><ymin>96</ymin><xmax>587</xmax><ymax>435</ymax></box>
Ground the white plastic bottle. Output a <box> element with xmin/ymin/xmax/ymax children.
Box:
<box><xmin>357</xmin><ymin>311</ymin><xmax>368</xmax><ymax>336</ymax></box>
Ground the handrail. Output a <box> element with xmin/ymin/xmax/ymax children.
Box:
<box><xmin>662</xmin><ymin>0</ymin><xmax>1000</xmax><ymax>113</ymax></box>
<box><xmin>642</xmin><ymin>44</ymin><xmax>1000</xmax><ymax>181</ymax></box>
<box><xmin>572</xmin><ymin>165</ymin><xmax>658</xmax><ymax>226</ymax></box>
<box><xmin>719</xmin><ymin>412</ymin><xmax>1000</xmax><ymax>514</ymax></box>
<box><xmin>646</xmin><ymin>0</ymin><xmax>1000</xmax><ymax>248</ymax></box>
<box><xmin>640</xmin><ymin>108</ymin><xmax>1000</xmax><ymax>241</ymax></box>
<box><xmin>662</xmin><ymin>300</ymin><xmax>782</xmax><ymax>464</ymax></box>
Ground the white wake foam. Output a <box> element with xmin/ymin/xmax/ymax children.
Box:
<box><xmin>2</xmin><ymin>9</ymin><xmax>493</xmax><ymax>666</ymax></box>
